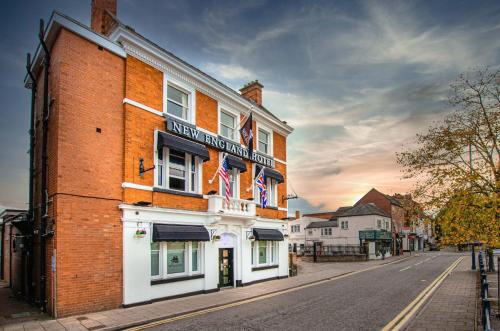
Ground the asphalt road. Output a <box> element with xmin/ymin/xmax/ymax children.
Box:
<box><xmin>145</xmin><ymin>252</ymin><xmax>462</xmax><ymax>331</ymax></box>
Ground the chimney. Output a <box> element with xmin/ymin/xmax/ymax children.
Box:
<box><xmin>91</xmin><ymin>0</ymin><xmax>117</xmax><ymax>34</ymax></box>
<box><xmin>240</xmin><ymin>80</ymin><xmax>263</xmax><ymax>106</ymax></box>
<box><xmin>295</xmin><ymin>210</ymin><xmax>300</xmax><ymax>219</ymax></box>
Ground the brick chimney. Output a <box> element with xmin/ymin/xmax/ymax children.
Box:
<box><xmin>240</xmin><ymin>80</ymin><xmax>263</xmax><ymax>106</ymax></box>
<box><xmin>295</xmin><ymin>210</ymin><xmax>300</xmax><ymax>219</ymax></box>
<box><xmin>91</xmin><ymin>0</ymin><xmax>117</xmax><ymax>35</ymax></box>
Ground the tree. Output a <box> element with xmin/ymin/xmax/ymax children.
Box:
<box><xmin>397</xmin><ymin>68</ymin><xmax>500</xmax><ymax>247</ymax></box>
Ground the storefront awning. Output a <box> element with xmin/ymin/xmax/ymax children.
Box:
<box><xmin>253</xmin><ymin>228</ymin><xmax>284</xmax><ymax>241</ymax></box>
<box><xmin>256</xmin><ymin>166</ymin><xmax>284</xmax><ymax>183</ymax></box>
<box><xmin>153</xmin><ymin>224</ymin><xmax>210</xmax><ymax>242</ymax></box>
<box><xmin>157</xmin><ymin>131</ymin><xmax>210</xmax><ymax>162</ymax></box>
<box><xmin>226</xmin><ymin>155</ymin><xmax>247</xmax><ymax>172</ymax></box>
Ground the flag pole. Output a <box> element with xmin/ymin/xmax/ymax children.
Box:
<box><xmin>246</xmin><ymin>165</ymin><xmax>264</xmax><ymax>192</ymax></box>
<box><xmin>208</xmin><ymin>153</ymin><xmax>227</xmax><ymax>184</ymax></box>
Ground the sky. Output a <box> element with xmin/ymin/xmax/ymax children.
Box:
<box><xmin>0</xmin><ymin>0</ymin><xmax>499</xmax><ymax>213</ymax></box>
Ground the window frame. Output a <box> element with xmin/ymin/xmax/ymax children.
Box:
<box><xmin>163</xmin><ymin>75</ymin><xmax>196</xmax><ymax>124</ymax></box>
<box><xmin>252</xmin><ymin>240</ymin><xmax>279</xmax><ymax>267</ymax></box>
<box><xmin>255</xmin><ymin>123</ymin><xmax>273</xmax><ymax>156</ymax></box>
<box><xmin>219</xmin><ymin>153</ymin><xmax>240</xmax><ymax>199</ymax></box>
<box><xmin>151</xmin><ymin>240</ymin><xmax>203</xmax><ymax>280</ymax></box>
<box><xmin>218</xmin><ymin>105</ymin><xmax>240</xmax><ymax>142</ymax></box>
<box><xmin>155</xmin><ymin>146</ymin><xmax>202</xmax><ymax>194</ymax></box>
<box><xmin>253</xmin><ymin>164</ymin><xmax>278</xmax><ymax>207</ymax></box>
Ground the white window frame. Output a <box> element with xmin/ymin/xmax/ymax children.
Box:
<box><xmin>155</xmin><ymin>147</ymin><xmax>203</xmax><ymax>194</ymax></box>
<box><xmin>253</xmin><ymin>164</ymin><xmax>278</xmax><ymax>207</ymax></box>
<box><xmin>252</xmin><ymin>240</ymin><xmax>279</xmax><ymax>267</ymax></box>
<box><xmin>219</xmin><ymin>153</ymin><xmax>240</xmax><ymax>199</ymax></box>
<box><xmin>151</xmin><ymin>240</ymin><xmax>204</xmax><ymax>280</ymax></box>
<box><xmin>218</xmin><ymin>104</ymin><xmax>240</xmax><ymax>142</ymax></box>
<box><xmin>256</xmin><ymin>122</ymin><xmax>273</xmax><ymax>156</ymax></box>
<box><xmin>377</xmin><ymin>219</ymin><xmax>382</xmax><ymax>229</ymax></box>
<box><xmin>150</xmin><ymin>242</ymin><xmax>162</xmax><ymax>280</ymax></box>
<box><xmin>341</xmin><ymin>220</ymin><xmax>349</xmax><ymax>230</ymax></box>
<box><xmin>163</xmin><ymin>74</ymin><xmax>196</xmax><ymax>124</ymax></box>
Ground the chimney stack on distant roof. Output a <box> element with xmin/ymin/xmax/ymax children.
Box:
<box><xmin>240</xmin><ymin>80</ymin><xmax>263</xmax><ymax>106</ymax></box>
<box><xmin>91</xmin><ymin>0</ymin><xmax>117</xmax><ymax>35</ymax></box>
<box><xmin>295</xmin><ymin>210</ymin><xmax>300</xmax><ymax>219</ymax></box>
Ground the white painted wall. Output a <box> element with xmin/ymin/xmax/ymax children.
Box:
<box><xmin>121</xmin><ymin>205</ymin><xmax>289</xmax><ymax>305</ymax></box>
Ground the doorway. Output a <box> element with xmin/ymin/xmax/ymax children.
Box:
<box><xmin>219</xmin><ymin>248</ymin><xmax>234</xmax><ymax>288</ymax></box>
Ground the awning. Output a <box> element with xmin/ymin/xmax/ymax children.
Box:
<box><xmin>264</xmin><ymin>168</ymin><xmax>284</xmax><ymax>183</ymax></box>
<box><xmin>253</xmin><ymin>228</ymin><xmax>284</xmax><ymax>241</ymax></box>
<box><xmin>153</xmin><ymin>224</ymin><xmax>210</xmax><ymax>242</ymax></box>
<box><xmin>226</xmin><ymin>155</ymin><xmax>247</xmax><ymax>172</ymax></box>
<box><xmin>157</xmin><ymin>131</ymin><xmax>210</xmax><ymax>162</ymax></box>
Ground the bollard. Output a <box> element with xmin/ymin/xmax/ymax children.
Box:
<box><xmin>472</xmin><ymin>246</ymin><xmax>476</xmax><ymax>270</ymax></box>
<box><xmin>488</xmin><ymin>250</ymin><xmax>494</xmax><ymax>272</ymax></box>
<box><xmin>482</xmin><ymin>298</ymin><xmax>492</xmax><ymax>330</ymax></box>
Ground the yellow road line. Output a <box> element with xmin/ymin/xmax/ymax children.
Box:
<box><xmin>125</xmin><ymin>257</ymin><xmax>412</xmax><ymax>331</ymax></box>
<box><xmin>382</xmin><ymin>256</ymin><xmax>464</xmax><ymax>331</ymax></box>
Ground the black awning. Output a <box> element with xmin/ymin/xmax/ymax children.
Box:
<box><xmin>157</xmin><ymin>131</ymin><xmax>210</xmax><ymax>162</ymax></box>
<box><xmin>253</xmin><ymin>228</ymin><xmax>284</xmax><ymax>241</ymax></box>
<box><xmin>153</xmin><ymin>224</ymin><xmax>210</xmax><ymax>242</ymax></box>
<box><xmin>226</xmin><ymin>155</ymin><xmax>247</xmax><ymax>172</ymax></box>
<box><xmin>264</xmin><ymin>168</ymin><xmax>284</xmax><ymax>183</ymax></box>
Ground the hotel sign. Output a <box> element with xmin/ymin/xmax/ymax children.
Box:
<box><xmin>166</xmin><ymin>116</ymin><xmax>275</xmax><ymax>168</ymax></box>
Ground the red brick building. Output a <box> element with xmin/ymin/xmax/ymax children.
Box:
<box><xmin>25</xmin><ymin>0</ymin><xmax>293</xmax><ymax>317</ymax></box>
<box><xmin>354</xmin><ymin>188</ymin><xmax>405</xmax><ymax>255</ymax></box>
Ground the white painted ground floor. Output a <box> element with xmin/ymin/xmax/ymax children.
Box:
<box><xmin>120</xmin><ymin>204</ymin><xmax>289</xmax><ymax>306</ymax></box>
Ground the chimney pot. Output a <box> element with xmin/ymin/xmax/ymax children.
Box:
<box><xmin>91</xmin><ymin>0</ymin><xmax>117</xmax><ymax>35</ymax></box>
<box><xmin>240</xmin><ymin>80</ymin><xmax>264</xmax><ymax>106</ymax></box>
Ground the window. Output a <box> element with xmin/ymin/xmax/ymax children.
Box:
<box><xmin>252</xmin><ymin>241</ymin><xmax>279</xmax><ymax>267</ymax></box>
<box><xmin>151</xmin><ymin>241</ymin><xmax>202</xmax><ymax>279</ymax></box>
<box><xmin>291</xmin><ymin>225</ymin><xmax>300</xmax><ymax>233</ymax></box>
<box><xmin>166</xmin><ymin>242</ymin><xmax>186</xmax><ymax>275</ymax></box>
<box><xmin>308</xmin><ymin>230</ymin><xmax>313</xmax><ymax>235</ymax></box>
<box><xmin>258</xmin><ymin>241</ymin><xmax>267</xmax><ymax>264</ymax></box>
<box><xmin>222</xmin><ymin>167</ymin><xmax>239</xmax><ymax>199</ymax></box>
<box><xmin>258</xmin><ymin>128</ymin><xmax>270</xmax><ymax>154</ymax></box>
<box><xmin>157</xmin><ymin>147</ymin><xmax>201</xmax><ymax>193</ymax></box>
<box><xmin>377</xmin><ymin>220</ymin><xmax>382</xmax><ymax>229</ymax></box>
<box><xmin>386</xmin><ymin>221</ymin><xmax>390</xmax><ymax>230</ymax></box>
<box><xmin>166</xmin><ymin>84</ymin><xmax>189</xmax><ymax>120</ymax></box>
<box><xmin>321</xmin><ymin>228</ymin><xmax>332</xmax><ymax>236</ymax></box>
<box><xmin>341</xmin><ymin>221</ymin><xmax>348</xmax><ymax>230</ymax></box>
<box><xmin>253</xmin><ymin>166</ymin><xmax>277</xmax><ymax>207</ymax></box>
<box><xmin>151</xmin><ymin>242</ymin><xmax>160</xmax><ymax>278</ymax></box>
<box><xmin>220</xmin><ymin>110</ymin><xmax>236</xmax><ymax>141</ymax></box>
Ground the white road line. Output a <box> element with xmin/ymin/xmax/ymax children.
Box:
<box><xmin>399</xmin><ymin>266</ymin><xmax>412</xmax><ymax>272</ymax></box>
<box><xmin>424</xmin><ymin>258</ymin><xmax>431</xmax><ymax>262</ymax></box>
<box><xmin>414</xmin><ymin>261</ymin><xmax>423</xmax><ymax>266</ymax></box>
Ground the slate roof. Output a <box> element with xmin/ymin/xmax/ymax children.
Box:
<box><xmin>338</xmin><ymin>203</ymin><xmax>390</xmax><ymax>218</ymax></box>
<box><xmin>305</xmin><ymin>220</ymin><xmax>338</xmax><ymax>229</ymax></box>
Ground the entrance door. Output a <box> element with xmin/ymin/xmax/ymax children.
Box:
<box><xmin>219</xmin><ymin>248</ymin><xmax>234</xmax><ymax>287</ymax></box>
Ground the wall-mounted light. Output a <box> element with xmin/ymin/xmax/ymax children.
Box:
<box><xmin>139</xmin><ymin>158</ymin><xmax>155</xmax><ymax>177</ymax></box>
<box><xmin>209</xmin><ymin>229</ymin><xmax>220</xmax><ymax>241</ymax></box>
<box><xmin>246</xmin><ymin>230</ymin><xmax>255</xmax><ymax>242</ymax></box>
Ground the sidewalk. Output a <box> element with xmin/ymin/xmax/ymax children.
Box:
<box><xmin>1</xmin><ymin>255</ymin><xmax>409</xmax><ymax>331</ymax></box>
<box><xmin>405</xmin><ymin>256</ymin><xmax>477</xmax><ymax>331</ymax></box>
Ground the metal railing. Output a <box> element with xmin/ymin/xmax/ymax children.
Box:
<box><xmin>304</xmin><ymin>244</ymin><xmax>364</xmax><ymax>256</ymax></box>
<box><xmin>478</xmin><ymin>251</ymin><xmax>495</xmax><ymax>331</ymax></box>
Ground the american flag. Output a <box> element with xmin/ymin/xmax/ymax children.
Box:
<box><xmin>255</xmin><ymin>169</ymin><xmax>267</xmax><ymax>208</ymax></box>
<box><xmin>218</xmin><ymin>156</ymin><xmax>231</xmax><ymax>204</ymax></box>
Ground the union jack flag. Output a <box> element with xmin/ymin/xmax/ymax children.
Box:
<box><xmin>218</xmin><ymin>156</ymin><xmax>231</xmax><ymax>204</ymax></box>
<box><xmin>255</xmin><ymin>169</ymin><xmax>267</xmax><ymax>208</ymax></box>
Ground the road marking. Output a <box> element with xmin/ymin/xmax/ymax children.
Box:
<box><xmin>424</xmin><ymin>258</ymin><xmax>430</xmax><ymax>262</ymax></box>
<box><xmin>124</xmin><ymin>257</ymin><xmax>413</xmax><ymax>331</ymax></box>
<box><xmin>382</xmin><ymin>256</ymin><xmax>464</xmax><ymax>331</ymax></box>
<box><xmin>414</xmin><ymin>261</ymin><xmax>423</xmax><ymax>266</ymax></box>
<box><xmin>399</xmin><ymin>266</ymin><xmax>411</xmax><ymax>272</ymax></box>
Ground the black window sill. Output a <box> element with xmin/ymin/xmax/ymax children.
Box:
<box><xmin>153</xmin><ymin>187</ymin><xmax>203</xmax><ymax>198</ymax></box>
<box><xmin>256</xmin><ymin>206</ymin><xmax>279</xmax><ymax>210</ymax></box>
<box><xmin>151</xmin><ymin>274</ymin><xmax>204</xmax><ymax>285</ymax></box>
<box><xmin>252</xmin><ymin>265</ymin><xmax>279</xmax><ymax>272</ymax></box>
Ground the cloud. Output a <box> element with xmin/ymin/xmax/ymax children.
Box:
<box><xmin>204</xmin><ymin>63</ymin><xmax>253</xmax><ymax>81</ymax></box>
<box><xmin>288</xmin><ymin>197</ymin><xmax>326</xmax><ymax>216</ymax></box>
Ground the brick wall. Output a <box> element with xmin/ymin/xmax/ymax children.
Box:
<box><xmin>356</xmin><ymin>189</ymin><xmax>392</xmax><ymax>216</ymax></box>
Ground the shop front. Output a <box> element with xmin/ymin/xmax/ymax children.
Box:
<box><xmin>359</xmin><ymin>230</ymin><xmax>392</xmax><ymax>260</ymax></box>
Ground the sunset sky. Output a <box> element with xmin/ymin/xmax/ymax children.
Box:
<box><xmin>1</xmin><ymin>0</ymin><xmax>500</xmax><ymax>213</ymax></box>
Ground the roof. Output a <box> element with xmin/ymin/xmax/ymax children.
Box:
<box><xmin>303</xmin><ymin>206</ymin><xmax>352</xmax><ymax>220</ymax></box>
<box><xmin>305</xmin><ymin>220</ymin><xmax>338</xmax><ymax>229</ymax></box>
<box><xmin>385</xmin><ymin>194</ymin><xmax>403</xmax><ymax>207</ymax></box>
<box><xmin>354</xmin><ymin>188</ymin><xmax>403</xmax><ymax>207</ymax></box>
<box><xmin>338</xmin><ymin>203</ymin><xmax>390</xmax><ymax>218</ymax></box>
<box><xmin>26</xmin><ymin>12</ymin><xmax>293</xmax><ymax>135</ymax></box>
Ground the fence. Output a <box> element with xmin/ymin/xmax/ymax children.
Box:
<box><xmin>304</xmin><ymin>244</ymin><xmax>364</xmax><ymax>257</ymax></box>
<box><xmin>478</xmin><ymin>251</ymin><xmax>495</xmax><ymax>331</ymax></box>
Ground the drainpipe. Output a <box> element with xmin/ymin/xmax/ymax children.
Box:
<box><xmin>38</xmin><ymin>18</ymin><xmax>50</xmax><ymax>313</ymax></box>
<box><xmin>26</xmin><ymin>52</ymin><xmax>37</xmax><ymax>303</ymax></box>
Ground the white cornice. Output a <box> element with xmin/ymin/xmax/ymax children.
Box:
<box><xmin>111</xmin><ymin>27</ymin><xmax>293</xmax><ymax>136</ymax></box>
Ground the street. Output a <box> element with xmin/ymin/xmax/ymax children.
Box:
<box><xmin>140</xmin><ymin>252</ymin><xmax>462</xmax><ymax>331</ymax></box>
